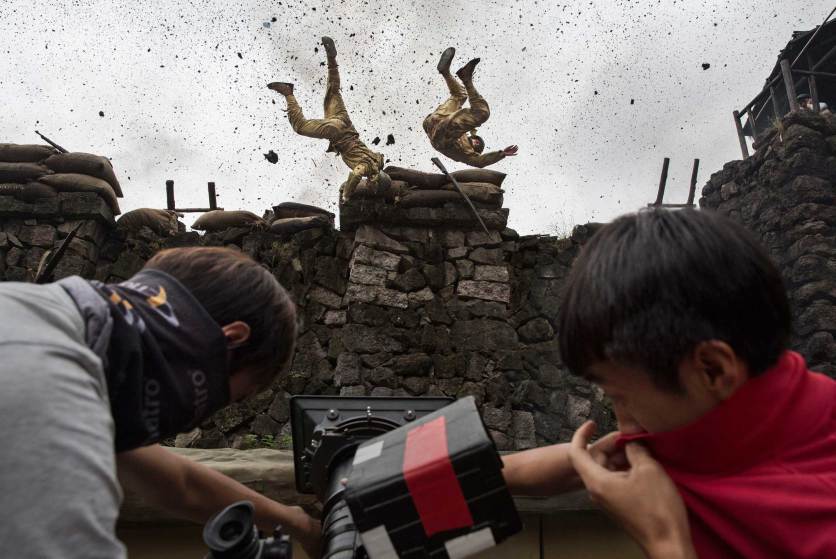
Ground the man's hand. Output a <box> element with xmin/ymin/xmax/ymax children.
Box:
<box><xmin>587</xmin><ymin>430</ymin><xmax>629</xmax><ymax>471</ymax></box>
<box><xmin>503</xmin><ymin>145</ymin><xmax>519</xmax><ymax>156</ymax></box>
<box><xmin>117</xmin><ymin>445</ymin><xmax>321</xmax><ymax>558</ymax></box>
<box><xmin>568</xmin><ymin>421</ymin><xmax>697</xmax><ymax>559</ymax></box>
<box><xmin>287</xmin><ymin>507</ymin><xmax>322</xmax><ymax>559</ymax></box>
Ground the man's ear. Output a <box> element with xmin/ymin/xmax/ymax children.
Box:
<box><xmin>688</xmin><ymin>340</ymin><xmax>749</xmax><ymax>400</ymax></box>
<box><xmin>222</xmin><ymin>321</ymin><xmax>251</xmax><ymax>349</ymax></box>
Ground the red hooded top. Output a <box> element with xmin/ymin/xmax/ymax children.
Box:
<box><xmin>619</xmin><ymin>351</ymin><xmax>836</xmax><ymax>558</ymax></box>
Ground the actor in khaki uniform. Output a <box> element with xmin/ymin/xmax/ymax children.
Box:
<box><xmin>268</xmin><ymin>36</ymin><xmax>388</xmax><ymax>200</ymax></box>
<box><xmin>423</xmin><ymin>48</ymin><xmax>518</xmax><ymax>168</ymax></box>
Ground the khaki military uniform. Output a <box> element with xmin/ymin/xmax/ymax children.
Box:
<box><xmin>423</xmin><ymin>73</ymin><xmax>505</xmax><ymax>168</ymax></box>
<box><xmin>285</xmin><ymin>65</ymin><xmax>384</xmax><ymax>193</ymax></box>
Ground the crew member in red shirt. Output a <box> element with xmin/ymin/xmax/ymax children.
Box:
<box><xmin>503</xmin><ymin>208</ymin><xmax>836</xmax><ymax>558</ymax></box>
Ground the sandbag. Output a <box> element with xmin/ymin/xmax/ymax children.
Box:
<box><xmin>450</xmin><ymin>168</ymin><xmax>506</xmax><ymax>187</ymax></box>
<box><xmin>383</xmin><ymin>166</ymin><xmax>447</xmax><ymax>189</ymax></box>
<box><xmin>273</xmin><ymin>201</ymin><xmax>335</xmax><ymax>221</ymax></box>
<box><xmin>15</xmin><ymin>182</ymin><xmax>58</xmax><ymax>203</ymax></box>
<box><xmin>44</xmin><ymin>152</ymin><xmax>123</xmax><ymax>197</ymax></box>
<box><xmin>397</xmin><ymin>190</ymin><xmax>465</xmax><ymax>208</ymax></box>
<box><xmin>38</xmin><ymin>173</ymin><xmax>121</xmax><ymax>215</ymax></box>
<box><xmin>0</xmin><ymin>162</ymin><xmax>53</xmax><ymax>183</ymax></box>
<box><xmin>0</xmin><ymin>143</ymin><xmax>58</xmax><ymax>163</ymax></box>
<box><xmin>0</xmin><ymin>183</ymin><xmax>26</xmax><ymax>197</ymax></box>
<box><xmin>387</xmin><ymin>180</ymin><xmax>409</xmax><ymax>200</ymax></box>
<box><xmin>117</xmin><ymin>208</ymin><xmax>180</xmax><ymax>236</ymax></box>
<box><xmin>192</xmin><ymin>210</ymin><xmax>265</xmax><ymax>232</ymax></box>
<box><xmin>269</xmin><ymin>215</ymin><xmax>331</xmax><ymax>235</ymax></box>
<box><xmin>441</xmin><ymin>182</ymin><xmax>504</xmax><ymax>206</ymax></box>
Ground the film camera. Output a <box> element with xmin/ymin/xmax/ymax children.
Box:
<box><xmin>290</xmin><ymin>396</ymin><xmax>521</xmax><ymax>559</ymax></box>
<box><xmin>202</xmin><ymin>395</ymin><xmax>520</xmax><ymax>558</ymax></box>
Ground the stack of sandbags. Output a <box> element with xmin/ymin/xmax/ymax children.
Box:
<box><xmin>269</xmin><ymin>202</ymin><xmax>335</xmax><ymax>235</ymax></box>
<box><xmin>343</xmin><ymin>165</ymin><xmax>505</xmax><ymax>209</ymax></box>
<box><xmin>0</xmin><ymin>143</ymin><xmax>59</xmax><ymax>203</ymax></box>
<box><xmin>116</xmin><ymin>208</ymin><xmax>181</xmax><ymax>236</ymax></box>
<box><xmin>0</xmin><ymin>144</ymin><xmax>122</xmax><ymax>215</ymax></box>
<box><xmin>192</xmin><ymin>210</ymin><xmax>267</xmax><ymax>232</ymax></box>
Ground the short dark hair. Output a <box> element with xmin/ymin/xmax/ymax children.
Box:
<box><xmin>558</xmin><ymin>209</ymin><xmax>791</xmax><ymax>391</ymax></box>
<box><xmin>144</xmin><ymin>247</ymin><xmax>297</xmax><ymax>387</ymax></box>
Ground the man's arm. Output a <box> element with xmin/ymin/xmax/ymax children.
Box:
<box><xmin>502</xmin><ymin>431</ymin><xmax>622</xmax><ymax>495</ymax></box>
<box><xmin>461</xmin><ymin>144</ymin><xmax>518</xmax><ymax>168</ymax></box>
<box><xmin>461</xmin><ymin>150</ymin><xmax>506</xmax><ymax>168</ymax></box>
<box><xmin>502</xmin><ymin>444</ymin><xmax>580</xmax><ymax>495</ymax></box>
<box><xmin>116</xmin><ymin>444</ymin><xmax>321</xmax><ymax>557</ymax></box>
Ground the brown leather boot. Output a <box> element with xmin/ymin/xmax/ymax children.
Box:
<box><xmin>321</xmin><ymin>36</ymin><xmax>337</xmax><ymax>64</ymax></box>
<box><xmin>267</xmin><ymin>82</ymin><xmax>294</xmax><ymax>96</ymax></box>
<box><xmin>455</xmin><ymin>58</ymin><xmax>480</xmax><ymax>83</ymax></box>
<box><xmin>437</xmin><ymin>47</ymin><xmax>455</xmax><ymax>74</ymax></box>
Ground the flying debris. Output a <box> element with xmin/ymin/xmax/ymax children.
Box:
<box><xmin>264</xmin><ymin>150</ymin><xmax>278</xmax><ymax>164</ymax></box>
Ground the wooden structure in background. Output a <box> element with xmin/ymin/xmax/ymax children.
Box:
<box><xmin>647</xmin><ymin>157</ymin><xmax>700</xmax><ymax>209</ymax></box>
<box><xmin>165</xmin><ymin>180</ymin><xmax>222</xmax><ymax>213</ymax></box>
<box><xmin>733</xmin><ymin>8</ymin><xmax>836</xmax><ymax>158</ymax></box>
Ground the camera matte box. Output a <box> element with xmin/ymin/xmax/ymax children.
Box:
<box><xmin>344</xmin><ymin>396</ymin><xmax>522</xmax><ymax>558</ymax></box>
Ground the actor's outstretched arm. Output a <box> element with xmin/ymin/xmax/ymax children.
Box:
<box><xmin>117</xmin><ymin>444</ymin><xmax>321</xmax><ymax>557</ymax></box>
<box><xmin>461</xmin><ymin>150</ymin><xmax>506</xmax><ymax>168</ymax></box>
<box><xmin>502</xmin><ymin>430</ymin><xmax>621</xmax><ymax>495</ymax></box>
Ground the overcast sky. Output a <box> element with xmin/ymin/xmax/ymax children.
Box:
<box><xmin>0</xmin><ymin>0</ymin><xmax>829</xmax><ymax>234</ymax></box>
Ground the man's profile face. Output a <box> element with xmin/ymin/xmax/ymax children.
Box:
<box><xmin>584</xmin><ymin>361</ymin><xmax>717</xmax><ymax>434</ymax></box>
<box><xmin>469</xmin><ymin>136</ymin><xmax>484</xmax><ymax>153</ymax></box>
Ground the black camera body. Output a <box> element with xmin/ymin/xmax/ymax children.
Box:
<box><xmin>290</xmin><ymin>396</ymin><xmax>521</xmax><ymax>559</ymax></box>
<box><xmin>291</xmin><ymin>396</ymin><xmax>453</xmax><ymax>558</ymax></box>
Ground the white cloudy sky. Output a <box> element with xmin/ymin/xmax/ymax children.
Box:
<box><xmin>0</xmin><ymin>0</ymin><xmax>828</xmax><ymax>234</ymax></box>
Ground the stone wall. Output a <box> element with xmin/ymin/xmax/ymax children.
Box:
<box><xmin>4</xmin><ymin>110</ymin><xmax>835</xmax><ymax>453</ymax></box>
<box><xmin>88</xmin><ymin>216</ymin><xmax>613</xmax><ymax>451</ymax></box>
<box><xmin>0</xmin><ymin>182</ymin><xmax>612</xmax><ymax>450</ymax></box>
<box><xmin>700</xmin><ymin>110</ymin><xmax>836</xmax><ymax>376</ymax></box>
<box><xmin>0</xmin><ymin>192</ymin><xmax>114</xmax><ymax>282</ymax></box>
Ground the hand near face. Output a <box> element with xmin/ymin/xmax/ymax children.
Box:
<box><xmin>587</xmin><ymin>429</ymin><xmax>629</xmax><ymax>471</ymax></box>
<box><xmin>569</xmin><ymin>421</ymin><xmax>697</xmax><ymax>559</ymax></box>
<box><xmin>503</xmin><ymin>145</ymin><xmax>519</xmax><ymax>156</ymax></box>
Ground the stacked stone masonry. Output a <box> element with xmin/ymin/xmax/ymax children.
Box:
<box><xmin>2</xmin><ymin>111</ymin><xmax>834</xmax><ymax>451</ymax></box>
<box><xmin>700</xmin><ymin>111</ymin><xmax>836</xmax><ymax>377</ymax></box>
<box><xmin>0</xmin><ymin>187</ymin><xmax>613</xmax><ymax>450</ymax></box>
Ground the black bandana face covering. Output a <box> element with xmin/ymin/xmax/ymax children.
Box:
<box><xmin>62</xmin><ymin>269</ymin><xmax>231</xmax><ymax>452</ymax></box>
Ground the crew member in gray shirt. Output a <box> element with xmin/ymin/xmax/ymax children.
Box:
<box><xmin>0</xmin><ymin>246</ymin><xmax>320</xmax><ymax>558</ymax></box>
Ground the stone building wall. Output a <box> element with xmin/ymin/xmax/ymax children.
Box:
<box><xmin>700</xmin><ymin>110</ymin><xmax>836</xmax><ymax>377</ymax></box>
<box><xmin>0</xmin><ymin>186</ymin><xmax>612</xmax><ymax>451</ymax></box>
<box><xmin>0</xmin><ymin>192</ymin><xmax>113</xmax><ymax>282</ymax></box>
<box><xmin>91</xmin><ymin>218</ymin><xmax>613</xmax><ymax>451</ymax></box>
<box><xmin>3</xmin><ymin>109</ymin><xmax>835</xmax><ymax>454</ymax></box>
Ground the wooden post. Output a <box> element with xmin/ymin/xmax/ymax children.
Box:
<box><xmin>809</xmin><ymin>76</ymin><xmax>820</xmax><ymax>111</ymax></box>
<box><xmin>653</xmin><ymin>157</ymin><xmax>670</xmax><ymax>206</ymax></box>
<box><xmin>769</xmin><ymin>85</ymin><xmax>782</xmax><ymax>118</ymax></box>
<box><xmin>733</xmin><ymin>111</ymin><xmax>749</xmax><ymax>159</ymax></box>
<box><xmin>746</xmin><ymin>108</ymin><xmax>758</xmax><ymax>139</ymax></box>
<box><xmin>781</xmin><ymin>59</ymin><xmax>798</xmax><ymax>112</ymax></box>
<box><xmin>208</xmin><ymin>182</ymin><xmax>217</xmax><ymax>210</ymax></box>
<box><xmin>166</xmin><ymin>180</ymin><xmax>175</xmax><ymax>210</ymax></box>
<box><xmin>687</xmin><ymin>159</ymin><xmax>700</xmax><ymax>206</ymax></box>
